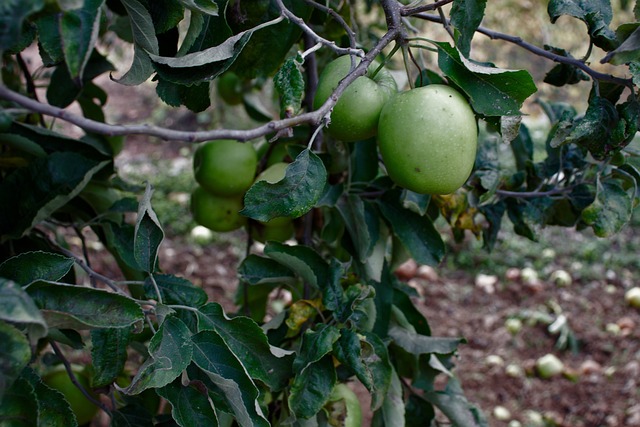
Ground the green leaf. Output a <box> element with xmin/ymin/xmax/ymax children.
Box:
<box><xmin>581</xmin><ymin>179</ymin><xmax>632</xmax><ymax>237</ymax></box>
<box><xmin>436</xmin><ymin>42</ymin><xmax>537</xmax><ymax>116</ymax></box>
<box><xmin>0</xmin><ymin>321</ymin><xmax>31</xmax><ymax>401</ymax></box>
<box><xmin>378</xmin><ymin>189</ymin><xmax>445</xmax><ymax>267</ymax></box>
<box><xmin>110</xmin><ymin>404</ymin><xmax>154</xmax><ymax>427</ymax></box>
<box><xmin>401</xmin><ymin>190</ymin><xmax>431</xmax><ymax>216</ymax></box>
<box><xmin>336</xmin><ymin>195</ymin><xmax>378</xmax><ymax>263</ymax></box>
<box><xmin>178</xmin><ymin>0</ymin><xmax>218</xmax><ymax>16</ymax></box>
<box><xmin>293</xmin><ymin>325</ymin><xmax>342</xmax><ymax>373</ymax></box>
<box><xmin>21</xmin><ymin>366</ymin><xmax>77</xmax><ymax>427</ymax></box>
<box><xmin>548</xmin><ymin>0</ymin><xmax>617</xmax><ymax>51</ymax></box>
<box><xmin>361</xmin><ymin>331</ymin><xmax>393</xmax><ymax>410</ymax></box>
<box><xmin>274</xmin><ymin>54</ymin><xmax>305</xmax><ymax>118</ymax></box>
<box><xmin>157</xmin><ymin>379</ymin><xmax>219</xmax><ymax>427</ymax></box>
<box><xmin>35</xmin><ymin>13</ymin><xmax>63</xmax><ymax>65</ymax></box>
<box><xmin>450</xmin><ymin>0</ymin><xmax>487</xmax><ymax>57</ymax></box>
<box><xmin>113</xmin><ymin>0</ymin><xmax>159</xmax><ymax>85</ymax></box>
<box><xmin>195</xmin><ymin>303</ymin><xmax>294</xmax><ymax>391</ymax></box>
<box><xmin>0</xmin><ymin>251</ymin><xmax>74</xmax><ymax>285</ymax></box>
<box><xmin>176</xmin><ymin>10</ymin><xmax>205</xmax><ymax>56</ymax></box>
<box><xmin>0</xmin><ymin>0</ymin><xmax>44</xmax><ymax>53</ymax></box>
<box><xmin>191</xmin><ymin>330</ymin><xmax>269</xmax><ymax>427</ymax></box>
<box><xmin>26</xmin><ymin>281</ymin><xmax>144</xmax><ymax>330</ymax></box>
<box><xmin>241</xmin><ymin>149</ymin><xmax>327</xmax><ymax>222</ymax></box>
<box><xmin>371</xmin><ymin>367</ymin><xmax>405</xmax><ymax>426</ymax></box>
<box><xmin>60</xmin><ymin>0</ymin><xmax>104</xmax><ymax>81</ymax></box>
<box><xmin>423</xmin><ymin>378</ymin><xmax>488</xmax><ymax>426</ymax></box>
<box><xmin>0</xmin><ymin>374</ymin><xmax>39</xmax><ymax>427</ymax></box>
<box><xmin>563</xmin><ymin>94</ymin><xmax>619</xmax><ymax>159</ymax></box>
<box><xmin>288</xmin><ymin>355</ymin><xmax>336</xmax><ymax>420</ymax></box>
<box><xmin>134</xmin><ymin>183</ymin><xmax>164</xmax><ymax>273</ymax></box>
<box><xmin>151</xmin><ymin>31</ymin><xmax>253</xmax><ymax>85</ymax></box>
<box><xmin>0</xmin><ymin>278</ymin><xmax>47</xmax><ymax>340</ymax></box>
<box><xmin>237</xmin><ymin>254</ymin><xmax>297</xmax><ymax>286</ymax></box>
<box><xmin>263</xmin><ymin>241</ymin><xmax>328</xmax><ymax>289</ymax></box>
<box><xmin>388</xmin><ymin>325</ymin><xmax>465</xmax><ymax>355</ymax></box>
<box><xmin>5</xmin><ymin>121</ymin><xmax>111</xmax><ymax>156</ymax></box>
<box><xmin>603</xmin><ymin>26</ymin><xmax>640</xmax><ymax>64</ymax></box>
<box><xmin>123</xmin><ymin>316</ymin><xmax>193</xmax><ymax>395</ymax></box>
<box><xmin>543</xmin><ymin>45</ymin><xmax>590</xmax><ymax>86</ymax></box>
<box><xmin>0</xmin><ymin>153</ymin><xmax>109</xmax><ymax>240</ymax></box>
<box><xmin>143</xmin><ymin>274</ymin><xmax>208</xmax><ymax>307</ymax></box>
<box><xmin>91</xmin><ymin>327</ymin><xmax>131</xmax><ymax>387</ymax></box>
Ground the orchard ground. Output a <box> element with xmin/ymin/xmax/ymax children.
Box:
<box><xmin>55</xmin><ymin>71</ymin><xmax>640</xmax><ymax>426</ymax></box>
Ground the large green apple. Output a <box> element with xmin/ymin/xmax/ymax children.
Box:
<box><xmin>190</xmin><ymin>186</ymin><xmax>247</xmax><ymax>232</ymax></box>
<box><xmin>193</xmin><ymin>140</ymin><xmax>257</xmax><ymax>196</ymax></box>
<box><xmin>377</xmin><ymin>84</ymin><xmax>478</xmax><ymax>194</ymax></box>
<box><xmin>314</xmin><ymin>55</ymin><xmax>397</xmax><ymax>142</ymax></box>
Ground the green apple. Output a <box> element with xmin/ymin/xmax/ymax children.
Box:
<box><xmin>193</xmin><ymin>139</ymin><xmax>257</xmax><ymax>196</ymax></box>
<box><xmin>377</xmin><ymin>84</ymin><xmax>478</xmax><ymax>194</ymax></box>
<box><xmin>190</xmin><ymin>186</ymin><xmax>247</xmax><ymax>232</ymax></box>
<box><xmin>217</xmin><ymin>72</ymin><xmax>243</xmax><ymax>105</ymax></box>
<box><xmin>314</xmin><ymin>55</ymin><xmax>397</xmax><ymax>142</ymax></box>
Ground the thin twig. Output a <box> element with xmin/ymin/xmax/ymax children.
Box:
<box><xmin>302</xmin><ymin>0</ymin><xmax>358</xmax><ymax>52</ymax></box>
<box><xmin>49</xmin><ymin>341</ymin><xmax>112</xmax><ymax>416</ymax></box>
<box><xmin>409</xmin><ymin>13</ymin><xmax>634</xmax><ymax>88</ymax></box>
<box><xmin>275</xmin><ymin>0</ymin><xmax>363</xmax><ymax>58</ymax></box>
<box><xmin>401</xmin><ymin>0</ymin><xmax>455</xmax><ymax>16</ymax></box>
<box><xmin>495</xmin><ymin>186</ymin><xmax>574</xmax><ymax>199</ymax></box>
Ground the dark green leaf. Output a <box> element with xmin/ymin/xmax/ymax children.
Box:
<box><xmin>6</xmin><ymin>121</ymin><xmax>111</xmax><ymax>156</ymax></box>
<box><xmin>274</xmin><ymin>54</ymin><xmax>305</xmax><ymax>118</ymax></box>
<box><xmin>195</xmin><ymin>303</ymin><xmax>294</xmax><ymax>391</ymax></box>
<box><xmin>91</xmin><ymin>327</ymin><xmax>132</xmax><ymax>387</ymax></box>
<box><xmin>582</xmin><ymin>179</ymin><xmax>632</xmax><ymax>237</ymax></box>
<box><xmin>0</xmin><ymin>0</ymin><xmax>44</xmax><ymax>53</ymax></box>
<box><xmin>288</xmin><ymin>355</ymin><xmax>336</xmax><ymax>419</ymax></box>
<box><xmin>378</xmin><ymin>189</ymin><xmax>445</xmax><ymax>266</ymax></box>
<box><xmin>0</xmin><ymin>321</ymin><xmax>31</xmax><ymax>401</ymax></box>
<box><xmin>405</xmin><ymin>395</ymin><xmax>436</xmax><ymax>426</ymax></box>
<box><xmin>144</xmin><ymin>274</ymin><xmax>208</xmax><ymax>307</ymax></box>
<box><xmin>0</xmin><ymin>278</ymin><xmax>47</xmax><ymax>340</ymax></box>
<box><xmin>437</xmin><ymin>42</ymin><xmax>537</xmax><ymax>116</ymax></box>
<box><xmin>60</xmin><ymin>0</ymin><xmax>104</xmax><ymax>81</ymax></box>
<box><xmin>350</xmin><ymin>139</ymin><xmax>379</xmax><ymax>183</ymax></box>
<box><xmin>450</xmin><ymin>0</ymin><xmax>487</xmax><ymax>57</ymax></box>
<box><xmin>35</xmin><ymin>13</ymin><xmax>63</xmax><ymax>65</ymax></box>
<box><xmin>371</xmin><ymin>368</ymin><xmax>404</xmax><ymax>426</ymax></box>
<box><xmin>361</xmin><ymin>331</ymin><xmax>393</xmax><ymax>410</ymax></box>
<box><xmin>123</xmin><ymin>316</ymin><xmax>192</xmax><ymax>395</ymax></box>
<box><xmin>0</xmin><ymin>251</ymin><xmax>74</xmax><ymax>285</ymax></box>
<box><xmin>564</xmin><ymin>94</ymin><xmax>619</xmax><ymax>159</ymax></box>
<box><xmin>543</xmin><ymin>45</ymin><xmax>590</xmax><ymax>86</ymax></box>
<box><xmin>389</xmin><ymin>325</ymin><xmax>465</xmax><ymax>355</ymax></box>
<box><xmin>113</xmin><ymin>0</ymin><xmax>159</xmax><ymax>85</ymax></box>
<box><xmin>21</xmin><ymin>366</ymin><xmax>77</xmax><ymax>427</ymax></box>
<box><xmin>423</xmin><ymin>378</ymin><xmax>488</xmax><ymax>426</ymax></box>
<box><xmin>134</xmin><ymin>183</ymin><xmax>164</xmax><ymax>273</ymax></box>
<box><xmin>237</xmin><ymin>254</ymin><xmax>297</xmax><ymax>286</ymax></box>
<box><xmin>0</xmin><ymin>152</ymin><xmax>109</xmax><ymax>240</ymax></box>
<box><xmin>191</xmin><ymin>330</ymin><xmax>270</xmax><ymax>427</ymax></box>
<box><xmin>263</xmin><ymin>241</ymin><xmax>328</xmax><ymax>289</ymax></box>
<box><xmin>176</xmin><ymin>10</ymin><xmax>205</xmax><ymax>55</ymax></box>
<box><xmin>241</xmin><ymin>149</ymin><xmax>327</xmax><ymax>222</ymax></box>
<box><xmin>157</xmin><ymin>379</ymin><xmax>219</xmax><ymax>427</ymax></box>
<box><xmin>336</xmin><ymin>195</ymin><xmax>380</xmax><ymax>263</ymax></box>
<box><xmin>0</xmin><ymin>374</ymin><xmax>39</xmax><ymax>427</ymax></box>
<box><xmin>110</xmin><ymin>404</ymin><xmax>154</xmax><ymax>427</ymax></box>
<box><xmin>548</xmin><ymin>0</ymin><xmax>617</xmax><ymax>50</ymax></box>
<box><xmin>26</xmin><ymin>281</ymin><xmax>144</xmax><ymax>330</ymax></box>
<box><xmin>293</xmin><ymin>325</ymin><xmax>341</xmax><ymax>372</ymax></box>
<box><xmin>178</xmin><ymin>0</ymin><xmax>218</xmax><ymax>16</ymax></box>
<box><xmin>401</xmin><ymin>190</ymin><xmax>431</xmax><ymax>216</ymax></box>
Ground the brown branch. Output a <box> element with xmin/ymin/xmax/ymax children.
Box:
<box><xmin>401</xmin><ymin>0</ymin><xmax>455</xmax><ymax>16</ymax></box>
<box><xmin>409</xmin><ymin>13</ymin><xmax>634</xmax><ymax>88</ymax></box>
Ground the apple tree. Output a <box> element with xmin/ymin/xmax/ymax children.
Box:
<box><xmin>1</xmin><ymin>0</ymin><xmax>639</xmax><ymax>425</ymax></box>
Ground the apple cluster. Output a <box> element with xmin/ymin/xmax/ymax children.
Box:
<box><xmin>314</xmin><ymin>55</ymin><xmax>478</xmax><ymax>195</ymax></box>
<box><xmin>191</xmin><ymin>140</ymin><xmax>294</xmax><ymax>242</ymax></box>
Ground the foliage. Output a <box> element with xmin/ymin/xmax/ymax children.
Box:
<box><xmin>1</xmin><ymin>0</ymin><xmax>640</xmax><ymax>425</ymax></box>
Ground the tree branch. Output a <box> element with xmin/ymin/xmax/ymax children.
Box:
<box><xmin>409</xmin><ymin>13</ymin><xmax>634</xmax><ymax>88</ymax></box>
<box><xmin>401</xmin><ymin>0</ymin><xmax>455</xmax><ymax>16</ymax></box>
<box><xmin>0</xmin><ymin>27</ymin><xmax>400</xmax><ymax>143</ymax></box>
